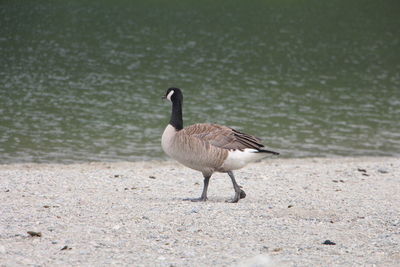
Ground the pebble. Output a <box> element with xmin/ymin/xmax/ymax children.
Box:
<box><xmin>189</xmin><ymin>207</ymin><xmax>200</xmax><ymax>214</ymax></box>
<box><xmin>378</xmin><ymin>168</ymin><xmax>389</xmax><ymax>174</ymax></box>
<box><xmin>27</xmin><ymin>231</ymin><xmax>42</xmax><ymax>237</ymax></box>
<box><xmin>322</xmin><ymin>240</ymin><xmax>336</xmax><ymax>245</ymax></box>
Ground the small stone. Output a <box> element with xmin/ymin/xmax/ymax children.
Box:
<box><xmin>362</xmin><ymin>173</ymin><xmax>369</xmax><ymax>176</ymax></box>
<box><xmin>27</xmin><ymin>231</ymin><xmax>42</xmax><ymax>237</ymax></box>
<box><xmin>378</xmin><ymin>168</ymin><xmax>389</xmax><ymax>174</ymax></box>
<box><xmin>322</xmin><ymin>240</ymin><xmax>336</xmax><ymax>245</ymax></box>
<box><xmin>190</xmin><ymin>207</ymin><xmax>200</xmax><ymax>214</ymax></box>
<box><xmin>332</xmin><ymin>180</ymin><xmax>338</xmax><ymax>183</ymax></box>
<box><xmin>357</xmin><ymin>168</ymin><xmax>367</xmax><ymax>173</ymax></box>
<box><xmin>288</xmin><ymin>205</ymin><xmax>293</xmax><ymax>208</ymax></box>
<box><xmin>61</xmin><ymin>245</ymin><xmax>72</xmax><ymax>250</ymax></box>
<box><xmin>114</xmin><ymin>174</ymin><xmax>121</xmax><ymax>178</ymax></box>
<box><xmin>272</xmin><ymin>247</ymin><xmax>282</xmax><ymax>252</ymax></box>
<box><xmin>43</xmin><ymin>205</ymin><xmax>50</xmax><ymax>208</ymax></box>
<box><xmin>149</xmin><ymin>176</ymin><xmax>156</xmax><ymax>179</ymax></box>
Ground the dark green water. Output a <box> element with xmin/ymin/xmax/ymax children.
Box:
<box><xmin>1</xmin><ymin>1</ymin><xmax>399</xmax><ymax>163</ymax></box>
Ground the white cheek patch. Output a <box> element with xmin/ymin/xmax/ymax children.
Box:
<box><xmin>166</xmin><ymin>90</ymin><xmax>174</xmax><ymax>101</ymax></box>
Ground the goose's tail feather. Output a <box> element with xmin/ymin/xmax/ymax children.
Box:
<box><xmin>258</xmin><ymin>149</ymin><xmax>280</xmax><ymax>155</ymax></box>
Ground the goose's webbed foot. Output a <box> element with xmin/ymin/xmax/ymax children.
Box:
<box><xmin>183</xmin><ymin>175</ymin><xmax>210</xmax><ymax>202</ymax></box>
<box><xmin>226</xmin><ymin>189</ymin><xmax>246</xmax><ymax>203</ymax></box>
<box><xmin>226</xmin><ymin>171</ymin><xmax>246</xmax><ymax>203</ymax></box>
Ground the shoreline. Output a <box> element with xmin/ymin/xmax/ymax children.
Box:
<box><xmin>0</xmin><ymin>155</ymin><xmax>397</xmax><ymax>168</ymax></box>
<box><xmin>1</xmin><ymin>157</ymin><xmax>399</xmax><ymax>266</ymax></box>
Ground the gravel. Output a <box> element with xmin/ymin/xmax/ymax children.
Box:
<box><xmin>1</xmin><ymin>157</ymin><xmax>399</xmax><ymax>266</ymax></box>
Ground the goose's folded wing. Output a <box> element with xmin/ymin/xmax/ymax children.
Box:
<box><xmin>182</xmin><ymin>123</ymin><xmax>265</xmax><ymax>150</ymax></box>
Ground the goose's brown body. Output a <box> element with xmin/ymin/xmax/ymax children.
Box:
<box><xmin>162</xmin><ymin>123</ymin><xmax>269</xmax><ymax>177</ymax></box>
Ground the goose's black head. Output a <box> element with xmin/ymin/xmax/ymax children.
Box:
<box><xmin>163</xmin><ymin>87</ymin><xmax>183</xmax><ymax>103</ymax></box>
<box><xmin>164</xmin><ymin>87</ymin><xmax>183</xmax><ymax>130</ymax></box>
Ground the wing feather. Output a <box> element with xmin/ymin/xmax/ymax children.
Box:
<box><xmin>182</xmin><ymin>123</ymin><xmax>265</xmax><ymax>150</ymax></box>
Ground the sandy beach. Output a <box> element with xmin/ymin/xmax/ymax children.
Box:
<box><xmin>1</xmin><ymin>157</ymin><xmax>399</xmax><ymax>266</ymax></box>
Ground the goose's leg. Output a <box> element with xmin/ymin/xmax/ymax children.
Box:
<box><xmin>184</xmin><ymin>175</ymin><xmax>210</xmax><ymax>202</ymax></box>
<box><xmin>227</xmin><ymin>171</ymin><xmax>246</xmax><ymax>203</ymax></box>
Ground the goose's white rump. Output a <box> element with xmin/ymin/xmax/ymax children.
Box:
<box><xmin>221</xmin><ymin>148</ymin><xmax>267</xmax><ymax>171</ymax></box>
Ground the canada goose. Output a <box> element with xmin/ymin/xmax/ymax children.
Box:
<box><xmin>161</xmin><ymin>87</ymin><xmax>279</xmax><ymax>203</ymax></box>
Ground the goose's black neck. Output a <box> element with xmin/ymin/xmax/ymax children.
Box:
<box><xmin>170</xmin><ymin>97</ymin><xmax>183</xmax><ymax>130</ymax></box>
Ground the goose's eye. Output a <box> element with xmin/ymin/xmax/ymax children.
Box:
<box><xmin>166</xmin><ymin>90</ymin><xmax>175</xmax><ymax>101</ymax></box>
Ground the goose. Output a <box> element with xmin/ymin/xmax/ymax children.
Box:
<box><xmin>161</xmin><ymin>87</ymin><xmax>279</xmax><ymax>203</ymax></box>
